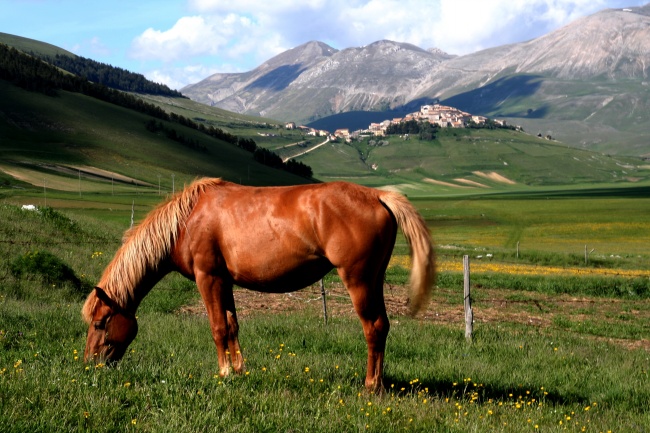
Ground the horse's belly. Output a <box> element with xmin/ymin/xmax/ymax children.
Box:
<box><xmin>229</xmin><ymin>255</ymin><xmax>333</xmax><ymax>293</ymax></box>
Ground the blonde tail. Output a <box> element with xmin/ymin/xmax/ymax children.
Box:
<box><xmin>380</xmin><ymin>192</ymin><xmax>436</xmax><ymax>315</ymax></box>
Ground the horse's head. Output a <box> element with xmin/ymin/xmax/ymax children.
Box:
<box><xmin>84</xmin><ymin>287</ymin><xmax>138</xmax><ymax>364</ymax></box>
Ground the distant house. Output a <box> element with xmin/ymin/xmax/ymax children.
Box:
<box><xmin>363</xmin><ymin>102</ymin><xmax>511</xmax><ymax>133</ymax></box>
<box><xmin>471</xmin><ymin>115</ymin><xmax>487</xmax><ymax>125</ymax></box>
<box><xmin>334</xmin><ymin>128</ymin><xmax>350</xmax><ymax>138</ymax></box>
<box><xmin>285</xmin><ymin>122</ymin><xmax>296</xmax><ymax>130</ymax></box>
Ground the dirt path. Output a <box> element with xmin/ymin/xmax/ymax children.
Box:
<box><xmin>180</xmin><ymin>283</ymin><xmax>650</xmax><ymax>351</ymax></box>
<box><xmin>282</xmin><ymin>138</ymin><xmax>330</xmax><ymax>162</ymax></box>
<box><xmin>473</xmin><ymin>171</ymin><xmax>517</xmax><ymax>185</ymax></box>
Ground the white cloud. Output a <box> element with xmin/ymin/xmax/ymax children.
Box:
<box><xmin>336</xmin><ymin>0</ymin><xmax>616</xmax><ymax>55</ymax></box>
<box><xmin>178</xmin><ymin>0</ymin><xmax>624</xmax><ymax>58</ymax></box>
<box><xmin>130</xmin><ymin>14</ymin><xmax>254</xmax><ymax>62</ymax></box>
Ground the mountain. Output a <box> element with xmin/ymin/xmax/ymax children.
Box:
<box><xmin>182</xmin><ymin>5</ymin><xmax>650</xmax><ymax>157</ymax></box>
<box><xmin>182</xmin><ymin>40</ymin><xmax>449</xmax><ymax>121</ymax></box>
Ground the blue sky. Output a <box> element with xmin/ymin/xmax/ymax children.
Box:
<box><xmin>2</xmin><ymin>0</ymin><xmax>647</xmax><ymax>89</ymax></box>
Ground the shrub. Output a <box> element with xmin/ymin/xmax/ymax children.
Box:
<box><xmin>39</xmin><ymin>206</ymin><xmax>80</xmax><ymax>233</ymax></box>
<box><xmin>10</xmin><ymin>250</ymin><xmax>82</xmax><ymax>291</ymax></box>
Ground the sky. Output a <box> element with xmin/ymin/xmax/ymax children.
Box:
<box><xmin>2</xmin><ymin>0</ymin><xmax>647</xmax><ymax>90</ymax></box>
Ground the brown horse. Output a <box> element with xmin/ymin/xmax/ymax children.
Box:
<box><xmin>82</xmin><ymin>178</ymin><xmax>435</xmax><ymax>392</ymax></box>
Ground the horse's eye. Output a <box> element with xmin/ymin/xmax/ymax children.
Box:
<box><xmin>93</xmin><ymin>320</ymin><xmax>105</xmax><ymax>330</ymax></box>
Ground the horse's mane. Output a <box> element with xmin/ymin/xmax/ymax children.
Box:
<box><xmin>82</xmin><ymin>177</ymin><xmax>223</xmax><ymax>323</ymax></box>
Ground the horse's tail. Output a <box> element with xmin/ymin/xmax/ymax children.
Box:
<box><xmin>379</xmin><ymin>192</ymin><xmax>435</xmax><ymax>315</ymax></box>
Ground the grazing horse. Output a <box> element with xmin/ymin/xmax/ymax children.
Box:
<box><xmin>82</xmin><ymin>178</ymin><xmax>435</xmax><ymax>392</ymax></box>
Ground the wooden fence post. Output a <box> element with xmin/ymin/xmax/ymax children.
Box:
<box><xmin>585</xmin><ymin>245</ymin><xmax>595</xmax><ymax>265</ymax></box>
<box><xmin>463</xmin><ymin>255</ymin><xmax>473</xmax><ymax>343</ymax></box>
<box><xmin>130</xmin><ymin>200</ymin><xmax>135</xmax><ymax>229</ymax></box>
<box><xmin>320</xmin><ymin>279</ymin><xmax>328</xmax><ymax>325</ymax></box>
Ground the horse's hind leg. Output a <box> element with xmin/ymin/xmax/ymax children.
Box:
<box><xmin>340</xmin><ymin>271</ymin><xmax>390</xmax><ymax>393</ymax></box>
<box><xmin>196</xmin><ymin>273</ymin><xmax>245</xmax><ymax>376</ymax></box>
<box><xmin>225</xmin><ymin>299</ymin><xmax>245</xmax><ymax>373</ymax></box>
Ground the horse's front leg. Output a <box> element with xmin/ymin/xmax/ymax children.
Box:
<box><xmin>196</xmin><ymin>273</ymin><xmax>245</xmax><ymax>376</ymax></box>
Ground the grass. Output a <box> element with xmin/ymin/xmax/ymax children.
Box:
<box><xmin>1</xmin><ymin>189</ymin><xmax>650</xmax><ymax>431</ymax></box>
<box><xmin>1</xmin><ymin>174</ymin><xmax>650</xmax><ymax>431</ymax></box>
<box><xmin>2</xmin><ymin>298</ymin><xmax>649</xmax><ymax>432</ymax></box>
<box><xmin>297</xmin><ymin>128</ymin><xmax>650</xmax><ymax>193</ymax></box>
<box><xmin>0</xmin><ymin>32</ymin><xmax>76</xmax><ymax>58</ymax></box>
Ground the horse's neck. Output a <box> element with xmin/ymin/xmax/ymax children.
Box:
<box><xmin>100</xmin><ymin>250</ymin><xmax>172</xmax><ymax>313</ymax></box>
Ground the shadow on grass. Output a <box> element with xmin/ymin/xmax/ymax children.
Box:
<box><xmin>383</xmin><ymin>376</ymin><xmax>588</xmax><ymax>406</ymax></box>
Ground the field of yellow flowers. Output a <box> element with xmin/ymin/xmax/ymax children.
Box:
<box><xmin>391</xmin><ymin>254</ymin><xmax>650</xmax><ymax>279</ymax></box>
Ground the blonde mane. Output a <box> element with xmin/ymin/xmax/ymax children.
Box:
<box><xmin>82</xmin><ymin>178</ymin><xmax>223</xmax><ymax>323</ymax></box>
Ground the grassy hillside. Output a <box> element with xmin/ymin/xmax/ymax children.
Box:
<box><xmin>0</xmin><ymin>32</ymin><xmax>316</xmax><ymax>201</ymax></box>
<box><xmin>292</xmin><ymin>127</ymin><xmax>650</xmax><ymax>195</ymax></box>
<box><xmin>0</xmin><ymin>32</ymin><xmax>76</xmax><ymax>58</ymax></box>
<box><xmin>441</xmin><ymin>74</ymin><xmax>650</xmax><ymax>158</ymax></box>
<box><xmin>0</xmin><ymin>79</ymin><xmax>312</xmax><ymax>206</ymax></box>
<box><xmin>136</xmin><ymin>94</ymin><xmax>310</xmax><ymax>150</ymax></box>
<box><xmin>0</xmin><ymin>32</ymin><xmax>318</xmax><ymax>153</ymax></box>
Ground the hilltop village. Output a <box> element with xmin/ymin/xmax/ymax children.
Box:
<box><xmin>284</xmin><ymin>104</ymin><xmax>513</xmax><ymax>141</ymax></box>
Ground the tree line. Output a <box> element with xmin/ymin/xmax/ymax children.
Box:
<box><xmin>385</xmin><ymin>117</ymin><xmax>519</xmax><ymax>139</ymax></box>
<box><xmin>145</xmin><ymin>120</ymin><xmax>208</xmax><ymax>153</ymax></box>
<box><xmin>385</xmin><ymin>119</ymin><xmax>440</xmax><ymax>140</ymax></box>
<box><xmin>466</xmin><ymin>118</ymin><xmax>521</xmax><ymax>131</ymax></box>
<box><xmin>0</xmin><ymin>43</ymin><xmax>313</xmax><ymax>179</ymax></box>
<box><xmin>42</xmin><ymin>54</ymin><xmax>185</xmax><ymax>97</ymax></box>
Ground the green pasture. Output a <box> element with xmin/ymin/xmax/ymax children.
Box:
<box><xmin>1</xmin><ymin>183</ymin><xmax>650</xmax><ymax>431</ymax></box>
<box><xmin>0</xmin><ymin>31</ymin><xmax>75</xmax><ymax>58</ymax></box>
<box><xmin>298</xmin><ymin>128</ymin><xmax>650</xmax><ymax>193</ymax></box>
<box><xmin>417</xmin><ymin>193</ymin><xmax>650</xmax><ymax>262</ymax></box>
<box><xmin>3</xmin><ymin>298</ymin><xmax>649</xmax><ymax>433</ymax></box>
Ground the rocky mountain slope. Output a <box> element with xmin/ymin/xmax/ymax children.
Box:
<box><xmin>182</xmin><ymin>5</ymin><xmax>650</xmax><ymax>156</ymax></box>
<box><xmin>183</xmin><ymin>40</ymin><xmax>451</xmax><ymax>121</ymax></box>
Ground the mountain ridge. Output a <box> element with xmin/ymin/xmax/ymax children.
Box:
<box><xmin>181</xmin><ymin>4</ymin><xmax>650</xmax><ymax>156</ymax></box>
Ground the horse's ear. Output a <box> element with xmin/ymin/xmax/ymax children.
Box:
<box><xmin>94</xmin><ymin>287</ymin><xmax>117</xmax><ymax>309</ymax></box>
